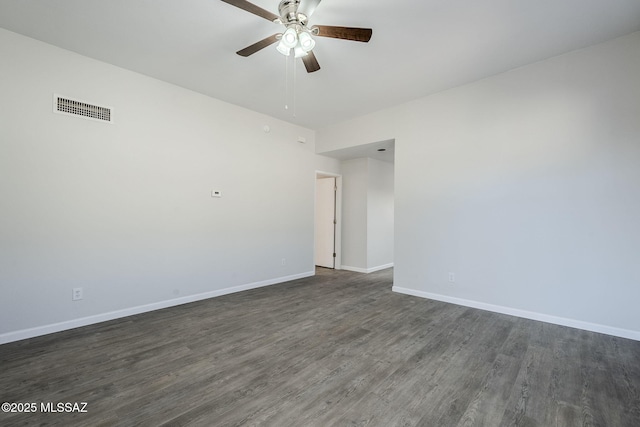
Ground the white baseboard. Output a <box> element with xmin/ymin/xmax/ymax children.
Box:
<box><xmin>341</xmin><ymin>263</ymin><xmax>394</xmax><ymax>274</ymax></box>
<box><xmin>392</xmin><ymin>286</ymin><xmax>640</xmax><ymax>342</ymax></box>
<box><xmin>0</xmin><ymin>271</ymin><xmax>314</xmax><ymax>345</ymax></box>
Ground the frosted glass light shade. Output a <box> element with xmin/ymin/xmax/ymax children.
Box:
<box><xmin>276</xmin><ymin>40</ymin><xmax>291</xmax><ymax>56</ymax></box>
<box><xmin>298</xmin><ymin>31</ymin><xmax>315</xmax><ymax>52</ymax></box>
<box><xmin>281</xmin><ymin>27</ymin><xmax>298</xmax><ymax>49</ymax></box>
<box><xmin>294</xmin><ymin>45</ymin><xmax>308</xmax><ymax>58</ymax></box>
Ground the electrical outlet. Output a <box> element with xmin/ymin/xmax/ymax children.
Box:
<box><xmin>72</xmin><ymin>287</ymin><xmax>83</xmax><ymax>301</ymax></box>
<box><xmin>281</xmin><ymin>258</ymin><xmax>286</xmax><ymax>266</ymax></box>
<box><xmin>448</xmin><ymin>272</ymin><xmax>455</xmax><ymax>283</ymax></box>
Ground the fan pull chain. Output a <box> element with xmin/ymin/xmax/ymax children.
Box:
<box><xmin>284</xmin><ymin>53</ymin><xmax>289</xmax><ymax>111</ymax></box>
<box><xmin>283</xmin><ymin>52</ymin><xmax>298</xmax><ymax>118</ymax></box>
<box><xmin>293</xmin><ymin>56</ymin><xmax>297</xmax><ymax>118</ymax></box>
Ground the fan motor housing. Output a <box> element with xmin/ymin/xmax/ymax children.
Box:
<box><xmin>279</xmin><ymin>0</ymin><xmax>303</xmax><ymax>24</ymax></box>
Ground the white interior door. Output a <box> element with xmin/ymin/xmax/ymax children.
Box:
<box><xmin>315</xmin><ymin>177</ymin><xmax>336</xmax><ymax>268</ymax></box>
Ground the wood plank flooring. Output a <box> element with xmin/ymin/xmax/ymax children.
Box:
<box><xmin>1</xmin><ymin>268</ymin><xmax>639</xmax><ymax>426</ymax></box>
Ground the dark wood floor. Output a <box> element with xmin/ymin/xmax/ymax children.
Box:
<box><xmin>1</xmin><ymin>268</ymin><xmax>639</xmax><ymax>426</ymax></box>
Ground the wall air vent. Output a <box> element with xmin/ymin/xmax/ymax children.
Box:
<box><xmin>53</xmin><ymin>94</ymin><xmax>113</xmax><ymax>123</ymax></box>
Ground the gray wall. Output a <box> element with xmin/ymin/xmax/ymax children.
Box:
<box><xmin>341</xmin><ymin>158</ymin><xmax>394</xmax><ymax>272</ymax></box>
<box><xmin>366</xmin><ymin>158</ymin><xmax>394</xmax><ymax>270</ymax></box>
<box><xmin>341</xmin><ymin>159</ymin><xmax>369</xmax><ymax>270</ymax></box>
<box><xmin>0</xmin><ymin>28</ymin><xmax>340</xmax><ymax>342</ymax></box>
<box><xmin>317</xmin><ymin>32</ymin><xmax>640</xmax><ymax>339</ymax></box>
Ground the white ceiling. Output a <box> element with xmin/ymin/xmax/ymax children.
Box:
<box><xmin>1</xmin><ymin>0</ymin><xmax>639</xmax><ymax>131</ymax></box>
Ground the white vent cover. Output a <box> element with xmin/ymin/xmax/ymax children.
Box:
<box><xmin>53</xmin><ymin>94</ymin><xmax>113</xmax><ymax>123</ymax></box>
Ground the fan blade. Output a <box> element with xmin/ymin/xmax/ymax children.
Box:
<box><xmin>236</xmin><ymin>34</ymin><xmax>280</xmax><ymax>57</ymax></box>
<box><xmin>314</xmin><ymin>25</ymin><xmax>372</xmax><ymax>42</ymax></box>
<box><xmin>220</xmin><ymin>0</ymin><xmax>279</xmax><ymax>22</ymax></box>
<box><xmin>301</xmin><ymin>51</ymin><xmax>321</xmax><ymax>73</ymax></box>
<box><xmin>298</xmin><ymin>0</ymin><xmax>322</xmax><ymax>19</ymax></box>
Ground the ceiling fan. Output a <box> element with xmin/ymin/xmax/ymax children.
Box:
<box><xmin>220</xmin><ymin>0</ymin><xmax>372</xmax><ymax>73</ymax></box>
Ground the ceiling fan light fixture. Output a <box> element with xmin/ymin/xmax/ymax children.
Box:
<box><xmin>276</xmin><ymin>40</ymin><xmax>291</xmax><ymax>56</ymax></box>
<box><xmin>226</xmin><ymin>0</ymin><xmax>373</xmax><ymax>74</ymax></box>
<box><xmin>298</xmin><ymin>31</ymin><xmax>315</xmax><ymax>52</ymax></box>
<box><xmin>281</xmin><ymin>27</ymin><xmax>298</xmax><ymax>48</ymax></box>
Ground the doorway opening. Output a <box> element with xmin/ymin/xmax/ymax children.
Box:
<box><xmin>315</xmin><ymin>172</ymin><xmax>342</xmax><ymax>269</ymax></box>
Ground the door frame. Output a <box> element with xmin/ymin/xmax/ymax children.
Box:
<box><xmin>315</xmin><ymin>171</ymin><xmax>342</xmax><ymax>270</ymax></box>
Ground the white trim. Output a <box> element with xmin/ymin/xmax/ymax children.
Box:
<box><xmin>0</xmin><ymin>271</ymin><xmax>314</xmax><ymax>345</ymax></box>
<box><xmin>341</xmin><ymin>265</ymin><xmax>368</xmax><ymax>273</ymax></box>
<box><xmin>342</xmin><ymin>263</ymin><xmax>394</xmax><ymax>274</ymax></box>
<box><xmin>392</xmin><ymin>286</ymin><xmax>640</xmax><ymax>342</ymax></box>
